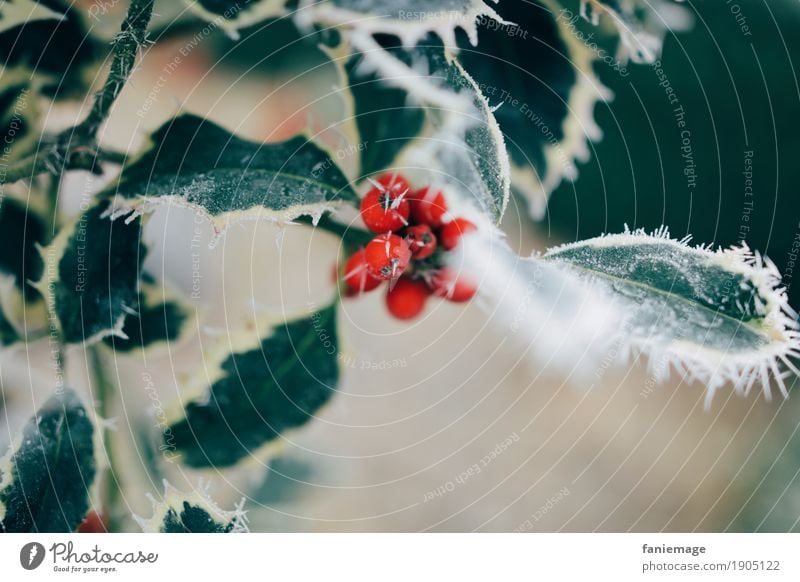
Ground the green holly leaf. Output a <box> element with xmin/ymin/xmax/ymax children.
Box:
<box><xmin>543</xmin><ymin>228</ymin><xmax>800</xmax><ymax>405</ymax></box>
<box><xmin>456</xmin><ymin>0</ymin><xmax>610</xmax><ymax>219</ymax></box>
<box><xmin>34</xmin><ymin>201</ymin><xmax>146</xmax><ymax>345</ymax></box>
<box><xmin>0</xmin><ymin>388</ymin><xmax>97</xmax><ymax>533</ymax></box>
<box><xmin>106</xmin><ymin>115</ymin><xmax>358</xmax><ymax>234</ymax></box>
<box><xmin>338</xmin><ymin>37</ymin><xmax>427</xmax><ymax>177</ymax></box>
<box><xmin>579</xmin><ymin>0</ymin><xmax>692</xmax><ymax>64</ymax></box>
<box><xmin>102</xmin><ymin>277</ymin><xmax>191</xmax><ymax>353</ymax></box>
<box><xmin>311</xmin><ymin>0</ymin><xmax>504</xmax><ymax>48</ymax></box>
<box><xmin>0</xmin><ymin>198</ymin><xmax>49</xmax><ymax>344</ymax></box>
<box><xmin>184</xmin><ymin>0</ymin><xmax>289</xmax><ymax>37</ymax></box>
<box><xmin>0</xmin><ymin>0</ymin><xmax>63</xmax><ymax>34</ymax></box>
<box><xmin>168</xmin><ymin>304</ymin><xmax>340</xmax><ymax>468</ymax></box>
<box><xmin>135</xmin><ymin>482</ymin><xmax>247</xmax><ymax>533</ymax></box>
<box><xmin>0</xmin><ymin>0</ymin><xmax>102</xmax><ymax>101</ymax></box>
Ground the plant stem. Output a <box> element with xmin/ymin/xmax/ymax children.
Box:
<box><xmin>88</xmin><ymin>345</ymin><xmax>123</xmax><ymax>532</ymax></box>
<box><xmin>0</xmin><ymin>0</ymin><xmax>154</xmax><ymax>186</ymax></box>
<box><xmin>73</xmin><ymin>0</ymin><xmax>154</xmax><ymax>141</ymax></box>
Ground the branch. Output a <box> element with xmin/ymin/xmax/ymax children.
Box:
<box><xmin>0</xmin><ymin>0</ymin><xmax>154</xmax><ymax>186</ymax></box>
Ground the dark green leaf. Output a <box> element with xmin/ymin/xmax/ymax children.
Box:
<box><xmin>102</xmin><ymin>279</ymin><xmax>190</xmax><ymax>353</ymax></box>
<box><xmin>343</xmin><ymin>35</ymin><xmax>426</xmax><ymax>177</ymax></box>
<box><xmin>169</xmin><ymin>305</ymin><xmax>339</xmax><ymax>468</ymax></box>
<box><xmin>0</xmin><ymin>0</ymin><xmax>102</xmax><ymax>101</ymax></box>
<box><xmin>136</xmin><ymin>483</ymin><xmax>247</xmax><ymax>532</ymax></box>
<box><xmin>35</xmin><ymin>201</ymin><xmax>146</xmax><ymax>344</ymax></box>
<box><xmin>543</xmin><ymin>228</ymin><xmax>800</xmax><ymax>402</ymax></box>
<box><xmin>0</xmin><ymin>388</ymin><xmax>97</xmax><ymax>533</ymax></box>
<box><xmin>456</xmin><ymin>0</ymin><xmax>607</xmax><ymax>218</ymax></box>
<box><xmin>107</xmin><ymin>115</ymin><xmax>358</xmax><ymax>232</ymax></box>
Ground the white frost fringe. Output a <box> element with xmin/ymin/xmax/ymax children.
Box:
<box><xmin>548</xmin><ymin>226</ymin><xmax>800</xmax><ymax>407</ymax></box>
<box><xmin>133</xmin><ymin>479</ymin><xmax>249</xmax><ymax>533</ymax></box>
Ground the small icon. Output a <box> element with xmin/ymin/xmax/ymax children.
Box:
<box><xmin>20</xmin><ymin>542</ymin><xmax>45</xmax><ymax>570</ymax></box>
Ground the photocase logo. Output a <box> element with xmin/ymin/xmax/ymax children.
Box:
<box><xmin>20</xmin><ymin>542</ymin><xmax>46</xmax><ymax>570</ymax></box>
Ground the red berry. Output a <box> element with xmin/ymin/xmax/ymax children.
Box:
<box><xmin>404</xmin><ymin>224</ymin><xmax>437</xmax><ymax>260</ymax></box>
<box><xmin>410</xmin><ymin>187</ymin><xmax>448</xmax><ymax>228</ymax></box>
<box><xmin>376</xmin><ymin>173</ymin><xmax>412</xmax><ymax>196</ymax></box>
<box><xmin>431</xmin><ymin>267</ymin><xmax>477</xmax><ymax>302</ymax></box>
<box><xmin>343</xmin><ymin>250</ymin><xmax>382</xmax><ymax>294</ymax></box>
<box><xmin>77</xmin><ymin>510</ymin><xmax>107</xmax><ymax>533</ymax></box>
<box><xmin>360</xmin><ymin>175</ymin><xmax>412</xmax><ymax>232</ymax></box>
<box><xmin>365</xmin><ymin>234</ymin><xmax>411</xmax><ymax>280</ymax></box>
<box><xmin>386</xmin><ymin>278</ymin><xmax>430</xmax><ymax>320</ymax></box>
<box><xmin>440</xmin><ymin>218</ymin><xmax>477</xmax><ymax>250</ymax></box>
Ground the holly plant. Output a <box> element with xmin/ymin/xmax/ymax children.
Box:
<box><xmin>0</xmin><ymin>0</ymin><xmax>797</xmax><ymax>533</ymax></box>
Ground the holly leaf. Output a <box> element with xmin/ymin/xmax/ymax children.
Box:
<box><xmin>579</xmin><ymin>0</ymin><xmax>692</xmax><ymax>64</ymax></box>
<box><xmin>0</xmin><ymin>0</ymin><xmax>63</xmax><ymax>35</ymax></box>
<box><xmin>0</xmin><ymin>0</ymin><xmax>102</xmax><ymax>101</ymax></box>
<box><xmin>0</xmin><ymin>198</ymin><xmax>49</xmax><ymax>344</ymax></box>
<box><xmin>543</xmin><ymin>228</ymin><xmax>800</xmax><ymax>405</ymax></box>
<box><xmin>34</xmin><ymin>201</ymin><xmax>146</xmax><ymax>345</ymax></box>
<box><xmin>135</xmin><ymin>482</ymin><xmax>247</xmax><ymax>533</ymax></box>
<box><xmin>183</xmin><ymin>0</ymin><xmax>289</xmax><ymax>37</ymax></box>
<box><xmin>168</xmin><ymin>304</ymin><xmax>340</xmax><ymax>468</ymax></box>
<box><xmin>336</xmin><ymin>36</ymin><xmax>427</xmax><ymax>177</ymax></box>
<box><xmin>456</xmin><ymin>0</ymin><xmax>610</xmax><ymax>219</ymax></box>
<box><xmin>105</xmin><ymin>115</ymin><xmax>358</xmax><ymax>235</ymax></box>
<box><xmin>309</xmin><ymin>0</ymin><xmax>505</xmax><ymax>48</ymax></box>
<box><xmin>0</xmin><ymin>388</ymin><xmax>97</xmax><ymax>533</ymax></box>
<box><xmin>102</xmin><ymin>277</ymin><xmax>191</xmax><ymax>354</ymax></box>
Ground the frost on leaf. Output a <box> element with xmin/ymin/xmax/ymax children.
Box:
<box><xmin>457</xmin><ymin>0</ymin><xmax>610</xmax><ymax>219</ymax></box>
<box><xmin>0</xmin><ymin>0</ymin><xmax>101</xmax><ymax>100</ymax></box>
<box><xmin>34</xmin><ymin>201</ymin><xmax>146</xmax><ymax>345</ymax></box>
<box><xmin>341</xmin><ymin>33</ymin><xmax>509</xmax><ymax>223</ymax></box>
<box><xmin>0</xmin><ymin>388</ymin><xmax>97</xmax><ymax>533</ymax></box>
<box><xmin>102</xmin><ymin>276</ymin><xmax>191</xmax><ymax>354</ymax></box>
<box><xmin>307</xmin><ymin>0</ymin><xmax>506</xmax><ymax>48</ymax></box>
<box><xmin>105</xmin><ymin>115</ymin><xmax>358</xmax><ymax>236</ymax></box>
<box><xmin>0</xmin><ymin>0</ymin><xmax>63</xmax><ymax>34</ymax></box>
<box><xmin>455</xmin><ymin>233</ymin><xmax>619</xmax><ymax>376</ymax></box>
<box><xmin>544</xmin><ymin>227</ymin><xmax>800</xmax><ymax>405</ymax></box>
<box><xmin>0</xmin><ymin>67</ymin><xmax>47</xmax><ymax>165</ymax></box>
<box><xmin>578</xmin><ymin>0</ymin><xmax>692</xmax><ymax>64</ymax></box>
<box><xmin>0</xmin><ymin>198</ymin><xmax>48</xmax><ymax>344</ymax></box>
<box><xmin>184</xmin><ymin>0</ymin><xmax>288</xmax><ymax>38</ymax></box>
<box><xmin>167</xmin><ymin>304</ymin><xmax>340</xmax><ymax>468</ymax></box>
<box><xmin>333</xmin><ymin>36</ymin><xmax>427</xmax><ymax>177</ymax></box>
<box><xmin>135</xmin><ymin>481</ymin><xmax>247</xmax><ymax>533</ymax></box>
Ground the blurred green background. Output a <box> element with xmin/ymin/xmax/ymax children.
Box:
<box><xmin>546</xmin><ymin>0</ymin><xmax>800</xmax><ymax>310</ymax></box>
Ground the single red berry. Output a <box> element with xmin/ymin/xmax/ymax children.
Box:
<box><xmin>440</xmin><ymin>217</ymin><xmax>477</xmax><ymax>250</ymax></box>
<box><xmin>431</xmin><ymin>267</ymin><xmax>477</xmax><ymax>303</ymax></box>
<box><xmin>410</xmin><ymin>187</ymin><xmax>448</xmax><ymax>228</ymax></box>
<box><xmin>365</xmin><ymin>234</ymin><xmax>412</xmax><ymax>280</ymax></box>
<box><xmin>376</xmin><ymin>173</ymin><xmax>412</xmax><ymax>196</ymax></box>
<box><xmin>360</xmin><ymin>186</ymin><xmax>410</xmax><ymax>233</ymax></box>
<box><xmin>404</xmin><ymin>224</ymin><xmax>437</xmax><ymax>260</ymax></box>
<box><xmin>77</xmin><ymin>510</ymin><xmax>107</xmax><ymax>533</ymax></box>
<box><xmin>343</xmin><ymin>250</ymin><xmax>383</xmax><ymax>294</ymax></box>
<box><xmin>386</xmin><ymin>278</ymin><xmax>430</xmax><ymax>320</ymax></box>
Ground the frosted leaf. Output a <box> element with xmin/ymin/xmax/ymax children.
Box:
<box><xmin>457</xmin><ymin>0</ymin><xmax>611</xmax><ymax>219</ymax></box>
<box><xmin>165</xmin><ymin>304</ymin><xmax>340</xmax><ymax>468</ymax></box>
<box><xmin>134</xmin><ymin>480</ymin><xmax>248</xmax><ymax>533</ymax></box>
<box><xmin>454</xmin><ymin>233</ymin><xmax>619</xmax><ymax>377</ymax></box>
<box><xmin>104</xmin><ymin>115</ymin><xmax>359</xmax><ymax>237</ymax></box>
<box><xmin>0</xmin><ymin>0</ymin><xmax>63</xmax><ymax>34</ymax></box>
<box><xmin>544</xmin><ymin>227</ymin><xmax>800</xmax><ymax>406</ymax></box>
<box><xmin>579</xmin><ymin>0</ymin><xmax>693</xmax><ymax>64</ymax></box>
<box><xmin>303</xmin><ymin>0</ymin><xmax>507</xmax><ymax>49</ymax></box>
<box><xmin>183</xmin><ymin>0</ymin><xmax>288</xmax><ymax>38</ymax></box>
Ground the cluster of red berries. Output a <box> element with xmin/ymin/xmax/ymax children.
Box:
<box><xmin>341</xmin><ymin>173</ymin><xmax>478</xmax><ymax>320</ymax></box>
